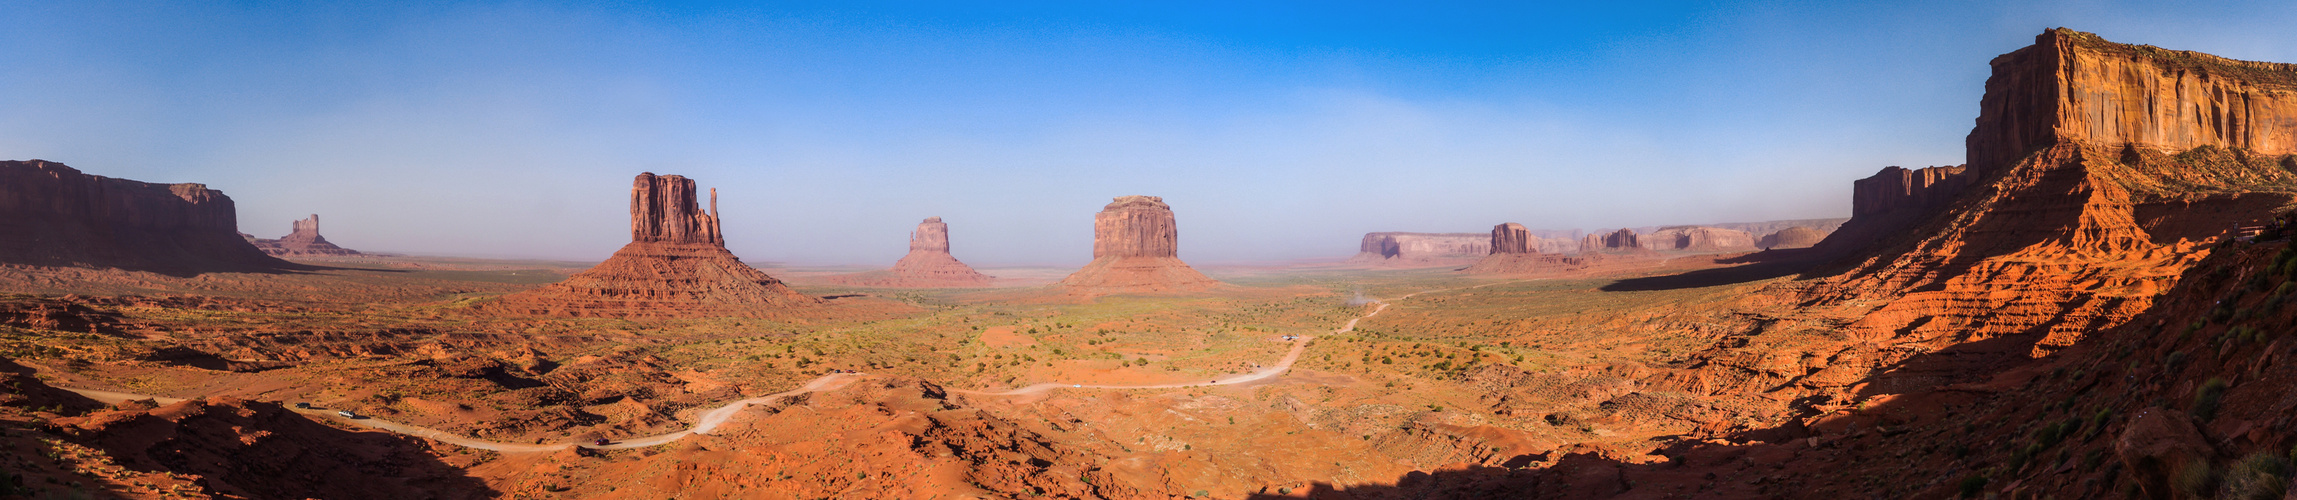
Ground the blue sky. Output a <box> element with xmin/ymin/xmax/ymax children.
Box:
<box><xmin>6</xmin><ymin>1</ymin><xmax>2296</xmax><ymax>265</ymax></box>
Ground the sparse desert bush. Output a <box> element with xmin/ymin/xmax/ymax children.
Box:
<box><xmin>1957</xmin><ymin>474</ymin><xmax>1986</xmax><ymax>498</ymax></box>
<box><xmin>2195</xmin><ymin>377</ymin><xmax>2231</xmax><ymax>421</ymax></box>
<box><xmin>2220</xmin><ymin>452</ymin><xmax>2293</xmax><ymax>500</ymax></box>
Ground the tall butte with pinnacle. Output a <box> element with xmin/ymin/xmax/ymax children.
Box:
<box><xmin>827</xmin><ymin>217</ymin><xmax>993</xmax><ymax>287</ymax></box>
<box><xmin>489</xmin><ymin>173</ymin><xmax>816</xmax><ymax>318</ymax></box>
<box><xmin>246</xmin><ymin>214</ymin><xmax>361</xmax><ymax>256</ymax></box>
<box><xmin>1054</xmin><ymin>195</ymin><xmax>1220</xmax><ymax>293</ymax></box>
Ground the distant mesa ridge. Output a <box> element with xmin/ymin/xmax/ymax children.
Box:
<box><xmin>489</xmin><ymin>172</ymin><xmax>816</xmax><ymax>318</ymax></box>
<box><xmin>245</xmin><ymin>214</ymin><xmax>361</xmax><ymax>256</ymax></box>
<box><xmin>0</xmin><ymin>159</ymin><xmax>288</xmax><ymax>273</ymax></box>
<box><xmin>1465</xmin><ymin>222</ymin><xmax>1588</xmax><ymax>274</ymax></box>
<box><xmin>1055</xmin><ymin>195</ymin><xmax>1221</xmax><ymax>293</ymax></box>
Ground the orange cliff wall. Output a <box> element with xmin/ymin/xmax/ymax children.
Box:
<box><xmin>1968</xmin><ymin>28</ymin><xmax>2297</xmax><ymax>173</ymax></box>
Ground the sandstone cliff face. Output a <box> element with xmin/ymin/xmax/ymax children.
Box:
<box><xmin>1345</xmin><ymin>232</ymin><xmax>1492</xmax><ymax>267</ymax></box>
<box><xmin>0</xmin><ymin>160</ymin><xmax>287</xmax><ymax>273</ymax></box>
<box><xmin>1968</xmin><ymin>28</ymin><xmax>2297</xmax><ymax>175</ymax></box>
<box><xmin>247</xmin><ymin>214</ymin><xmax>361</xmax><ymax>256</ymax></box>
<box><xmin>1488</xmin><ymin>223</ymin><xmax>1534</xmax><ymax>254</ymax></box>
<box><xmin>631</xmin><ymin>173</ymin><xmax>723</xmax><ymax>245</ymax></box>
<box><xmin>828</xmin><ymin>217</ymin><xmax>994</xmax><ymax>288</ymax></box>
<box><xmin>1850</xmin><ymin>166</ymin><xmax>1972</xmax><ymax>219</ymax></box>
<box><xmin>490</xmin><ymin>173</ymin><xmax>815</xmax><ymax>318</ymax></box>
<box><xmin>1666</xmin><ymin>29</ymin><xmax>2297</xmax><ymax>403</ymax></box>
<box><xmin>1057</xmin><ymin>196</ymin><xmax>1219</xmax><ymax>293</ymax></box>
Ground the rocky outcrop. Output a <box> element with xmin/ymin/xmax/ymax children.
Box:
<box><xmin>1756</xmin><ymin>226</ymin><xmax>1827</xmax><ymax>249</ymax></box>
<box><xmin>489</xmin><ymin>173</ymin><xmax>816</xmax><ymax>318</ymax></box>
<box><xmin>246</xmin><ymin>214</ymin><xmax>361</xmax><ymax>256</ymax></box>
<box><xmin>1641</xmin><ymin>226</ymin><xmax>1756</xmax><ymax>253</ymax></box>
<box><xmin>1056</xmin><ymin>196</ymin><xmax>1220</xmax><ymax>293</ymax></box>
<box><xmin>1968</xmin><ymin>28</ymin><xmax>2297</xmax><ymax>176</ymax></box>
<box><xmin>827</xmin><ymin>217</ymin><xmax>994</xmax><ymax>287</ymax></box>
<box><xmin>0</xmin><ymin>160</ymin><xmax>288</xmax><ymax>273</ymax></box>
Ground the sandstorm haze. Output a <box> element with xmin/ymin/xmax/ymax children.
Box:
<box><xmin>6</xmin><ymin>1</ymin><xmax>2297</xmax><ymax>264</ymax></box>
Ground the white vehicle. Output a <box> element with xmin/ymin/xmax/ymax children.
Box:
<box><xmin>337</xmin><ymin>410</ymin><xmax>358</xmax><ymax>418</ymax></box>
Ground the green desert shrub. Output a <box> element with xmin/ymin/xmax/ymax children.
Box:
<box><xmin>2194</xmin><ymin>377</ymin><xmax>2232</xmax><ymax>422</ymax></box>
<box><xmin>1957</xmin><ymin>474</ymin><xmax>1987</xmax><ymax>498</ymax></box>
<box><xmin>2220</xmin><ymin>452</ymin><xmax>2293</xmax><ymax>500</ymax></box>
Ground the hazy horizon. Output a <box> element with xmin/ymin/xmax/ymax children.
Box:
<box><xmin>8</xmin><ymin>1</ymin><xmax>2297</xmax><ymax>266</ymax></box>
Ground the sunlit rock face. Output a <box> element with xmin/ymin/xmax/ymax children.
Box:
<box><xmin>1057</xmin><ymin>195</ymin><xmax>1220</xmax><ymax>294</ymax></box>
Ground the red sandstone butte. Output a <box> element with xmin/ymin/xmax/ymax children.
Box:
<box><xmin>0</xmin><ymin>159</ymin><xmax>288</xmax><ymax>273</ymax></box>
<box><xmin>827</xmin><ymin>217</ymin><xmax>994</xmax><ymax>287</ymax></box>
<box><xmin>488</xmin><ymin>173</ymin><xmax>816</xmax><ymax>318</ymax></box>
<box><xmin>1757</xmin><ymin>226</ymin><xmax>1827</xmax><ymax>249</ymax></box>
<box><xmin>1055</xmin><ymin>196</ymin><xmax>1220</xmax><ymax>293</ymax></box>
<box><xmin>246</xmin><ymin>214</ymin><xmax>361</xmax><ymax>256</ymax></box>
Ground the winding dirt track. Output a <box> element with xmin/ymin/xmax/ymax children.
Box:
<box><xmin>54</xmin><ymin>292</ymin><xmax>1436</xmax><ymax>452</ymax></box>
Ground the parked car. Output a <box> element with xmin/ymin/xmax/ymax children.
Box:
<box><xmin>294</xmin><ymin>402</ymin><xmax>310</xmax><ymax>409</ymax></box>
<box><xmin>338</xmin><ymin>410</ymin><xmax>357</xmax><ymax>418</ymax></box>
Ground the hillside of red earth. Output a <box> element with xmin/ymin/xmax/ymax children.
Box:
<box><xmin>14</xmin><ymin>28</ymin><xmax>2297</xmax><ymax>500</ymax></box>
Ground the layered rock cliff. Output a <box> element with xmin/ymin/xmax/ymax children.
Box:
<box><xmin>1056</xmin><ymin>196</ymin><xmax>1220</xmax><ymax>293</ymax></box>
<box><xmin>1968</xmin><ymin>28</ymin><xmax>2297</xmax><ymax>175</ymax></box>
<box><xmin>828</xmin><ymin>217</ymin><xmax>994</xmax><ymax>288</ymax></box>
<box><xmin>0</xmin><ymin>160</ymin><xmax>288</xmax><ymax>273</ymax></box>
<box><xmin>246</xmin><ymin>214</ymin><xmax>361</xmax><ymax>256</ymax></box>
<box><xmin>1667</xmin><ymin>29</ymin><xmax>2297</xmax><ymax>404</ymax></box>
<box><xmin>489</xmin><ymin>173</ymin><xmax>815</xmax><ymax>318</ymax></box>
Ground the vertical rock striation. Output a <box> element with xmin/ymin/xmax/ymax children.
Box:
<box><xmin>1056</xmin><ymin>196</ymin><xmax>1220</xmax><ymax>294</ymax></box>
<box><xmin>490</xmin><ymin>173</ymin><xmax>816</xmax><ymax>318</ymax></box>
<box><xmin>0</xmin><ymin>160</ymin><xmax>287</xmax><ymax>273</ymax></box>
<box><xmin>827</xmin><ymin>217</ymin><xmax>994</xmax><ymax>287</ymax></box>
<box><xmin>1488</xmin><ymin>223</ymin><xmax>1533</xmax><ymax>254</ymax></box>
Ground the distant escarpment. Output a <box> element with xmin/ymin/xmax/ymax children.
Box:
<box><xmin>1465</xmin><ymin>222</ymin><xmax>1588</xmax><ymax>275</ymax></box>
<box><xmin>489</xmin><ymin>173</ymin><xmax>816</xmax><ymax>318</ymax></box>
<box><xmin>1756</xmin><ymin>226</ymin><xmax>1827</xmax><ymax>249</ymax></box>
<box><xmin>0</xmin><ymin>160</ymin><xmax>288</xmax><ymax>273</ymax></box>
<box><xmin>245</xmin><ymin>214</ymin><xmax>361</xmax><ymax>256</ymax></box>
<box><xmin>1345</xmin><ymin>232</ymin><xmax>1488</xmax><ymax>267</ymax></box>
<box><xmin>827</xmin><ymin>217</ymin><xmax>994</xmax><ymax>288</ymax></box>
<box><xmin>1578</xmin><ymin>228</ymin><xmax>1650</xmax><ymax>254</ymax></box>
<box><xmin>1672</xmin><ymin>29</ymin><xmax>2297</xmax><ymax>403</ymax></box>
<box><xmin>1642</xmin><ymin>226</ymin><xmax>1756</xmax><ymax>253</ymax></box>
<box><xmin>1055</xmin><ymin>196</ymin><xmax>1221</xmax><ymax>294</ymax></box>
